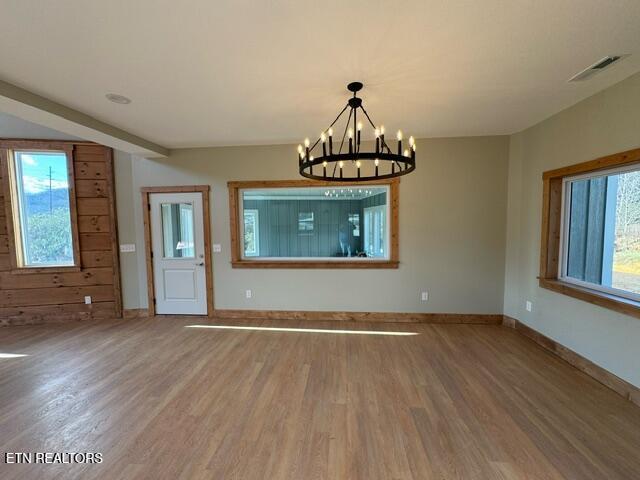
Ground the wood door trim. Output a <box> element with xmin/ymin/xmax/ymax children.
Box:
<box><xmin>201</xmin><ymin>188</ymin><xmax>214</xmax><ymax>315</ymax></box>
<box><xmin>141</xmin><ymin>191</ymin><xmax>154</xmax><ymax>316</ymax></box>
<box><xmin>141</xmin><ymin>185</ymin><xmax>213</xmax><ymax>316</ymax></box>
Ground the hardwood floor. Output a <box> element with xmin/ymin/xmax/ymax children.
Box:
<box><xmin>0</xmin><ymin>317</ymin><xmax>639</xmax><ymax>479</ymax></box>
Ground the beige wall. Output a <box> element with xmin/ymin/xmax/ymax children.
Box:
<box><xmin>504</xmin><ymin>72</ymin><xmax>640</xmax><ymax>387</ymax></box>
<box><xmin>113</xmin><ymin>149</ymin><xmax>140</xmax><ymax>309</ymax></box>
<box><xmin>113</xmin><ymin>73</ymin><xmax>640</xmax><ymax>387</ymax></box>
<box><xmin>116</xmin><ymin>136</ymin><xmax>509</xmax><ymax>314</ymax></box>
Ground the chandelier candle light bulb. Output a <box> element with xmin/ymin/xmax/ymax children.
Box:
<box><xmin>298</xmin><ymin>82</ymin><xmax>415</xmax><ymax>181</ymax></box>
<box><xmin>304</xmin><ymin>137</ymin><xmax>310</xmax><ymax>160</ymax></box>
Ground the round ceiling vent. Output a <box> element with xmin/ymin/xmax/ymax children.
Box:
<box><xmin>105</xmin><ymin>93</ymin><xmax>132</xmax><ymax>104</ymax></box>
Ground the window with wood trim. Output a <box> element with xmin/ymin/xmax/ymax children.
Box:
<box><xmin>540</xmin><ymin>147</ymin><xmax>640</xmax><ymax>317</ymax></box>
<box><xmin>228</xmin><ymin>179</ymin><xmax>399</xmax><ymax>268</ymax></box>
<box><xmin>1</xmin><ymin>144</ymin><xmax>80</xmax><ymax>271</ymax></box>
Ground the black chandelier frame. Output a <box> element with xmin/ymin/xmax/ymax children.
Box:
<box><xmin>298</xmin><ymin>82</ymin><xmax>416</xmax><ymax>182</ymax></box>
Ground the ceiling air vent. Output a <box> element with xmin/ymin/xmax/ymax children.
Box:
<box><xmin>569</xmin><ymin>55</ymin><xmax>624</xmax><ymax>82</ymax></box>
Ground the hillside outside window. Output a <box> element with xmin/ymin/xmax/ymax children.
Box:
<box><xmin>9</xmin><ymin>150</ymin><xmax>76</xmax><ymax>267</ymax></box>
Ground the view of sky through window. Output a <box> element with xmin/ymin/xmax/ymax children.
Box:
<box><xmin>14</xmin><ymin>151</ymin><xmax>73</xmax><ymax>266</ymax></box>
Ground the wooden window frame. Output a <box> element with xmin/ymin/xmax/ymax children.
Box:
<box><xmin>228</xmin><ymin>178</ymin><xmax>400</xmax><ymax>269</ymax></box>
<box><xmin>540</xmin><ymin>147</ymin><xmax>640</xmax><ymax>319</ymax></box>
<box><xmin>0</xmin><ymin>140</ymin><xmax>81</xmax><ymax>274</ymax></box>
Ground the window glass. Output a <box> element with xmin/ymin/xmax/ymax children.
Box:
<box><xmin>161</xmin><ymin>202</ymin><xmax>195</xmax><ymax>258</ymax></box>
<box><xmin>244</xmin><ymin>209</ymin><xmax>259</xmax><ymax>257</ymax></box>
<box><xmin>348</xmin><ymin>213</ymin><xmax>360</xmax><ymax>237</ymax></box>
<box><xmin>12</xmin><ymin>151</ymin><xmax>74</xmax><ymax>266</ymax></box>
<box><xmin>364</xmin><ymin>205</ymin><xmax>386</xmax><ymax>258</ymax></box>
<box><xmin>298</xmin><ymin>212</ymin><xmax>314</xmax><ymax>233</ymax></box>
<box><xmin>240</xmin><ymin>185</ymin><xmax>389</xmax><ymax>259</ymax></box>
<box><xmin>563</xmin><ymin>167</ymin><xmax>640</xmax><ymax>297</ymax></box>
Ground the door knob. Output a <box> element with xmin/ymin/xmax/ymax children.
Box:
<box><xmin>196</xmin><ymin>262</ymin><xmax>204</xmax><ymax>266</ymax></box>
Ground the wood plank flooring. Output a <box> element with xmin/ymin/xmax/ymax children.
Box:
<box><xmin>0</xmin><ymin>317</ymin><xmax>639</xmax><ymax>479</ymax></box>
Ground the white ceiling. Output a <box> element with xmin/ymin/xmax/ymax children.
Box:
<box><xmin>0</xmin><ymin>0</ymin><xmax>639</xmax><ymax>149</ymax></box>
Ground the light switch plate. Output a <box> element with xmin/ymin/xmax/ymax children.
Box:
<box><xmin>120</xmin><ymin>244</ymin><xmax>136</xmax><ymax>253</ymax></box>
<box><xmin>213</xmin><ymin>244</ymin><xmax>222</xmax><ymax>253</ymax></box>
<box><xmin>525</xmin><ymin>300</ymin><xmax>532</xmax><ymax>312</ymax></box>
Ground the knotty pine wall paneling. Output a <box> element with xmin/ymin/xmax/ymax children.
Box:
<box><xmin>0</xmin><ymin>142</ymin><xmax>122</xmax><ymax>325</ymax></box>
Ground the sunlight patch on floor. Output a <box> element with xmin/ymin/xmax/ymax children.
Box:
<box><xmin>185</xmin><ymin>325</ymin><xmax>419</xmax><ymax>336</ymax></box>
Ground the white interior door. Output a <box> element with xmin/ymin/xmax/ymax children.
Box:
<box><xmin>150</xmin><ymin>192</ymin><xmax>207</xmax><ymax>315</ymax></box>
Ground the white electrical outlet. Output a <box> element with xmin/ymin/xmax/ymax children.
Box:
<box><xmin>119</xmin><ymin>244</ymin><xmax>136</xmax><ymax>253</ymax></box>
<box><xmin>213</xmin><ymin>244</ymin><xmax>222</xmax><ymax>253</ymax></box>
<box><xmin>245</xmin><ymin>289</ymin><xmax>252</xmax><ymax>299</ymax></box>
<box><xmin>525</xmin><ymin>300</ymin><xmax>532</xmax><ymax>312</ymax></box>
<box><xmin>84</xmin><ymin>296</ymin><xmax>92</xmax><ymax>305</ymax></box>
<box><xmin>421</xmin><ymin>291</ymin><xmax>429</xmax><ymax>302</ymax></box>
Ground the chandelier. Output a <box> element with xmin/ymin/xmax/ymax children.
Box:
<box><xmin>298</xmin><ymin>81</ymin><xmax>416</xmax><ymax>182</ymax></box>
